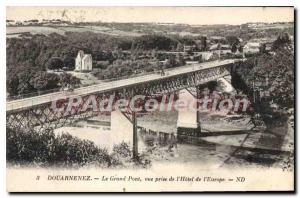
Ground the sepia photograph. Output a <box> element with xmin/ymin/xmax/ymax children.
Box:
<box><xmin>5</xmin><ymin>6</ymin><xmax>295</xmax><ymax>192</ymax></box>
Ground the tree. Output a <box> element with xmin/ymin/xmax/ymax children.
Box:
<box><xmin>226</xmin><ymin>36</ymin><xmax>240</xmax><ymax>46</ymax></box>
<box><xmin>231</xmin><ymin>44</ymin><xmax>238</xmax><ymax>53</ymax></box>
<box><xmin>6</xmin><ymin>74</ymin><xmax>19</xmax><ymax>96</ymax></box>
<box><xmin>59</xmin><ymin>73</ymin><xmax>81</xmax><ymax>88</ymax></box>
<box><xmin>30</xmin><ymin>72</ymin><xmax>60</xmax><ymax>91</ymax></box>
<box><xmin>166</xmin><ymin>54</ymin><xmax>177</xmax><ymax>68</ymax></box>
<box><xmin>16</xmin><ymin>67</ymin><xmax>37</xmax><ymax>95</ymax></box>
<box><xmin>134</xmin><ymin>34</ymin><xmax>178</xmax><ymax>50</ymax></box>
<box><xmin>47</xmin><ymin>57</ymin><xmax>64</xmax><ymax>70</ymax></box>
<box><xmin>30</xmin><ymin>72</ymin><xmax>49</xmax><ymax>91</ymax></box>
<box><xmin>178</xmin><ymin>54</ymin><xmax>186</xmax><ymax>66</ymax></box>
<box><xmin>267</xmin><ymin>47</ymin><xmax>294</xmax><ymax>108</ymax></box>
<box><xmin>272</xmin><ymin>32</ymin><xmax>291</xmax><ymax>50</ymax></box>
<box><xmin>238</xmin><ymin>45</ymin><xmax>243</xmax><ymax>53</ymax></box>
<box><xmin>63</xmin><ymin>56</ymin><xmax>75</xmax><ymax>70</ymax></box>
<box><xmin>176</xmin><ymin>43</ymin><xmax>184</xmax><ymax>52</ymax></box>
<box><xmin>201</xmin><ymin>36</ymin><xmax>207</xmax><ymax>51</ymax></box>
<box><xmin>259</xmin><ymin>43</ymin><xmax>267</xmax><ymax>54</ymax></box>
<box><xmin>196</xmin><ymin>36</ymin><xmax>207</xmax><ymax>51</ymax></box>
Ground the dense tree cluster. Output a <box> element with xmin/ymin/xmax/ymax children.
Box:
<box><xmin>46</xmin><ymin>57</ymin><xmax>64</xmax><ymax>70</ymax></box>
<box><xmin>272</xmin><ymin>32</ymin><xmax>292</xmax><ymax>50</ymax></box>
<box><xmin>7</xmin><ymin>67</ymin><xmax>80</xmax><ymax>97</ymax></box>
<box><xmin>232</xmin><ymin>33</ymin><xmax>294</xmax><ymax>128</ymax></box>
<box><xmin>133</xmin><ymin>34</ymin><xmax>178</xmax><ymax>50</ymax></box>
<box><xmin>94</xmin><ymin>58</ymin><xmax>162</xmax><ymax>80</ymax></box>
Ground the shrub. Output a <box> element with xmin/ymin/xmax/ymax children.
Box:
<box><xmin>6</xmin><ymin>128</ymin><xmax>151</xmax><ymax>168</ymax></box>
<box><xmin>46</xmin><ymin>57</ymin><xmax>64</xmax><ymax>70</ymax></box>
<box><xmin>113</xmin><ymin>142</ymin><xmax>132</xmax><ymax>158</ymax></box>
<box><xmin>7</xmin><ymin>128</ymin><xmax>111</xmax><ymax>167</ymax></box>
<box><xmin>59</xmin><ymin>73</ymin><xmax>81</xmax><ymax>87</ymax></box>
<box><xmin>111</xmin><ymin>141</ymin><xmax>151</xmax><ymax>168</ymax></box>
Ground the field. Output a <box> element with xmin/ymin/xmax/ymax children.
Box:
<box><xmin>6</xmin><ymin>25</ymin><xmax>144</xmax><ymax>38</ymax></box>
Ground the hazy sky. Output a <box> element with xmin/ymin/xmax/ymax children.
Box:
<box><xmin>7</xmin><ymin>7</ymin><xmax>294</xmax><ymax>25</ymax></box>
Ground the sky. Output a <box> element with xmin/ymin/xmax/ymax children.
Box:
<box><xmin>6</xmin><ymin>7</ymin><xmax>294</xmax><ymax>25</ymax></box>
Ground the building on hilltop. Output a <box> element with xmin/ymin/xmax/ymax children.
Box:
<box><xmin>75</xmin><ymin>50</ymin><xmax>93</xmax><ymax>72</ymax></box>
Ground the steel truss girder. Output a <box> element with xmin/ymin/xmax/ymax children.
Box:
<box><xmin>6</xmin><ymin>64</ymin><xmax>232</xmax><ymax>133</ymax></box>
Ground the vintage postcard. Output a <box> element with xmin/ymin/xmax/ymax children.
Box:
<box><xmin>6</xmin><ymin>6</ymin><xmax>294</xmax><ymax>192</ymax></box>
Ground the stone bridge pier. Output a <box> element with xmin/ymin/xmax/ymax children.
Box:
<box><xmin>177</xmin><ymin>88</ymin><xmax>201</xmax><ymax>138</ymax></box>
<box><xmin>176</xmin><ymin>74</ymin><xmax>235</xmax><ymax>140</ymax></box>
<box><xmin>110</xmin><ymin>110</ymin><xmax>139</xmax><ymax>158</ymax></box>
<box><xmin>110</xmin><ymin>111</ymin><xmax>133</xmax><ymax>149</ymax></box>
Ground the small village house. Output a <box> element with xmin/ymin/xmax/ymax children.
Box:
<box><xmin>75</xmin><ymin>50</ymin><xmax>93</xmax><ymax>72</ymax></box>
<box><xmin>243</xmin><ymin>42</ymin><xmax>261</xmax><ymax>54</ymax></box>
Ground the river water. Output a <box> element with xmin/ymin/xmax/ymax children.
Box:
<box><xmin>54</xmin><ymin>110</ymin><xmax>292</xmax><ymax>170</ymax></box>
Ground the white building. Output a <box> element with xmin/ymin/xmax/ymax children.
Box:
<box><xmin>199</xmin><ymin>52</ymin><xmax>214</xmax><ymax>61</ymax></box>
<box><xmin>75</xmin><ymin>50</ymin><xmax>93</xmax><ymax>72</ymax></box>
<box><xmin>209</xmin><ymin>44</ymin><xmax>231</xmax><ymax>51</ymax></box>
<box><xmin>183</xmin><ymin>45</ymin><xmax>196</xmax><ymax>52</ymax></box>
<box><xmin>243</xmin><ymin>42</ymin><xmax>260</xmax><ymax>54</ymax></box>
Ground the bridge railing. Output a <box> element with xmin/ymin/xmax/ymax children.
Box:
<box><xmin>6</xmin><ymin>84</ymin><xmax>84</xmax><ymax>102</ymax></box>
<box><xmin>7</xmin><ymin>87</ymin><xmax>61</xmax><ymax>101</ymax></box>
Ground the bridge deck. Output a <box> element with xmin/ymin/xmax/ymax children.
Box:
<box><xmin>6</xmin><ymin>59</ymin><xmax>237</xmax><ymax>112</ymax></box>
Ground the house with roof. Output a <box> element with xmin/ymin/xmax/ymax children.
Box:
<box><xmin>183</xmin><ymin>45</ymin><xmax>197</xmax><ymax>52</ymax></box>
<box><xmin>209</xmin><ymin>44</ymin><xmax>231</xmax><ymax>51</ymax></box>
<box><xmin>243</xmin><ymin>42</ymin><xmax>261</xmax><ymax>54</ymax></box>
<box><xmin>75</xmin><ymin>50</ymin><xmax>93</xmax><ymax>72</ymax></box>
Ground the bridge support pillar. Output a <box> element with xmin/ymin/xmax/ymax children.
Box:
<box><xmin>223</xmin><ymin>75</ymin><xmax>232</xmax><ymax>84</ymax></box>
<box><xmin>216</xmin><ymin>76</ymin><xmax>236</xmax><ymax>94</ymax></box>
<box><xmin>177</xmin><ymin>88</ymin><xmax>201</xmax><ymax>140</ymax></box>
<box><xmin>110</xmin><ymin>110</ymin><xmax>138</xmax><ymax>159</ymax></box>
<box><xmin>110</xmin><ymin>111</ymin><xmax>134</xmax><ymax>149</ymax></box>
